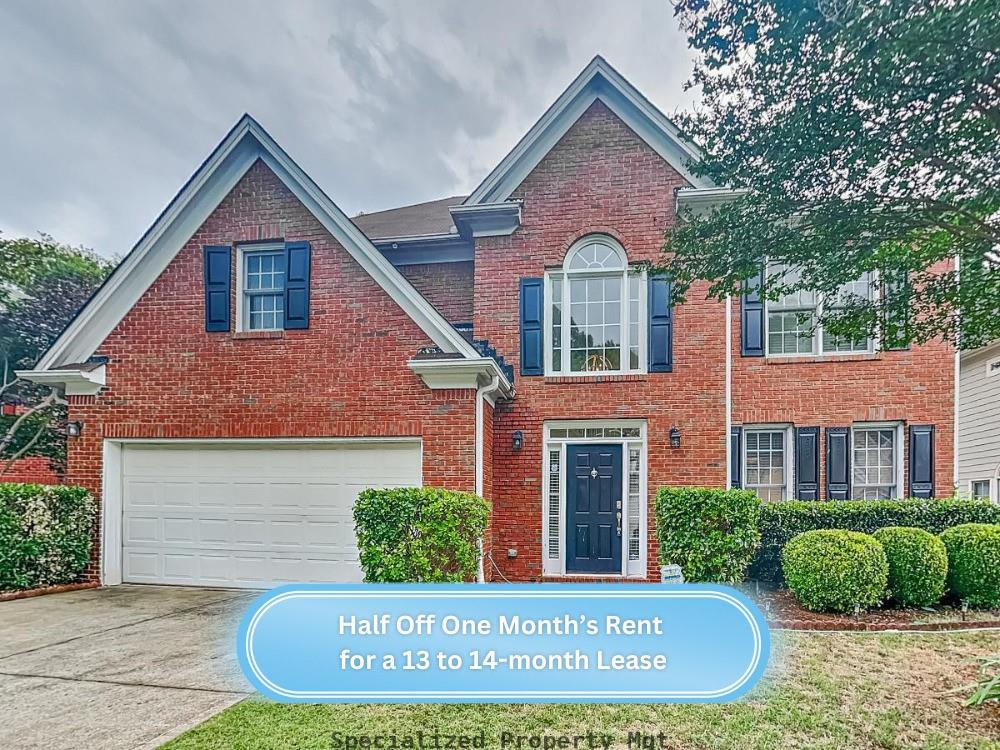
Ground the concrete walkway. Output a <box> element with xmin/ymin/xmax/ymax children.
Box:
<box><xmin>0</xmin><ymin>585</ymin><xmax>256</xmax><ymax>750</ymax></box>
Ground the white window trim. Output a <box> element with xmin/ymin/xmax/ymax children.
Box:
<box><xmin>741</xmin><ymin>424</ymin><xmax>794</xmax><ymax>501</ymax></box>
<box><xmin>850</xmin><ymin>421</ymin><xmax>904</xmax><ymax>500</ymax></box>
<box><xmin>763</xmin><ymin>265</ymin><xmax>880</xmax><ymax>358</ymax></box>
<box><xmin>235</xmin><ymin>242</ymin><xmax>285</xmax><ymax>332</ymax></box>
<box><xmin>541</xmin><ymin>419</ymin><xmax>647</xmax><ymax>578</ymax></box>
<box><xmin>543</xmin><ymin>236</ymin><xmax>647</xmax><ymax>377</ymax></box>
<box><xmin>969</xmin><ymin>479</ymin><xmax>994</xmax><ymax>502</ymax></box>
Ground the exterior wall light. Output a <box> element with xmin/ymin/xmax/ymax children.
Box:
<box><xmin>512</xmin><ymin>430</ymin><xmax>523</xmax><ymax>451</ymax></box>
<box><xmin>66</xmin><ymin>421</ymin><xmax>83</xmax><ymax>438</ymax></box>
<box><xmin>669</xmin><ymin>426</ymin><xmax>681</xmax><ymax>449</ymax></box>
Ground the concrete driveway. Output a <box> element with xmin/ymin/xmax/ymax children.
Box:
<box><xmin>0</xmin><ymin>585</ymin><xmax>256</xmax><ymax>750</ymax></box>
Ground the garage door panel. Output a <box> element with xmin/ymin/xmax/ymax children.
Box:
<box><xmin>120</xmin><ymin>441</ymin><xmax>420</xmax><ymax>588</ymax></box>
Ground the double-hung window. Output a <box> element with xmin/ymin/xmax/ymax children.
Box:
<box><xmin>765</xmin><ymin>263</ymin><xmax>874</xmax><ymax>356</ymax></box>
<box><xmin>546</xmin><ymin>236</ymin><xmax>645</xmax><ymax>375</ymax></box>
<box><xmin>851</xmin><ymin>426</ymin><xmax>898</xmax><ymax>499</ymax></box>
<box><xmin>743</xmin><ymin>428</ymin><xmax>789</xmax><ymax>501</ymax></box>
<box><xmin>240</xmin><ymin>245</ymin><xmax>285</xmax><ymax>331</ymax></box>
<box><xmin>971</xmin><ymin>480</ymin><xmax>993</xmax><ymax>501</ymax></box>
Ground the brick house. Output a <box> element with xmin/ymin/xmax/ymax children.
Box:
<box><xmin>21</xmin><ymin>57</ymin><xmax>955</xmax><ymax>587</ymax></box>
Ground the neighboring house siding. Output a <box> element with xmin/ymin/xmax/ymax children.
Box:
<box><xmin>958</xmin><ymin>342</ymin><xmax>1000</xmax><ymax>492</ymax></box>
<box><xmin>0</xmin><ymin>456</ymin><xmax>62</xmax><ymax>485</ymax></box>
<box><xmin>475</xmin><ymin>101</ymin><xmax>726</xmax><ymax>582</ymax></box>
<box><xmin>731</xmin><ymin>292</ymin><xmax>956</xmax><ymax>498</ymax></box>
<box><xmin>65</xmin><ymin>160</ymin><xmax>477</xmax><ymax>582</ymax></box>
<box><xmin>396</xmin><ymin>261</ymin><xmax>474</xmax><ymax>324</ymax></box>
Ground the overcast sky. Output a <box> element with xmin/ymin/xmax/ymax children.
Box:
<box><xmin>0</xmin><ymin>1</ymin><xmax>697</xmax><ymax>259</ymax></box>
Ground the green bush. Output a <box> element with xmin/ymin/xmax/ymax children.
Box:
<box><xmin>751</xmin><ymin>498</ymin><xmax>1000</xmax><ymax>584</ymax></box>
<box><xmin>872</xmin><ymin>526</ymin><xmax>948</xmax><ymax>606</ymax></box>
<box><xmin>655</xmin><ymin>487</ymin><xmax>761</xmax><ymax>584</ymax></box>
<box><xmin>940</xmin><ymin>524</ymin><xmax>1000</xmax><ymax>607</ymax></box>
<box><xmin>354</xmin><ymin>487</ymin><xmax>489</xmax><ymax>582</ymax></box>
<box><xmin>0</xmin><ymin>483</ymin><xmax>96</xmax><ymax>590</ymax></box>
<box><xmin>782</xmin><ymin>530</ymin><xmax>888</xmax><ymax>612</ymax></box>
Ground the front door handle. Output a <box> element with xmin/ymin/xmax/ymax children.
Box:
<box><xmin>616</xmin><ymin>511</ymin><xmax>622</xmax><ymax>537</ymax></box>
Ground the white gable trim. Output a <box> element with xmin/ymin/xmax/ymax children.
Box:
<box><xmin>35</xmin><ymin>115</ymin><xmax>479</xmax><ymax>371</ymax></box>
<box><xmin>464</xmin><ymin>56</ymin><xmax>714</xmax><ymax>206</ymax></box>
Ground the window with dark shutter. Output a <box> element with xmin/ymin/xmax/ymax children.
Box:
<box><xmin>741</xmin><ymin>263</ymin><xmax>765</xmax><ymax>356</ymax></box>
<box><xmin>795</xmin><ymin>427</ymin><xmax>820</xmax><ymax>500</ymax></box>
<box><xmin>648</xmin><ymin>276</ymin><xmax>672</xmax><ymax>372</ymax></box>
<box><xmin>520</xmin><ymin>278</ymin><xmax>544</xmax><ymax>376</ymax></box>
<box><xmin>283</xmin><ymin>241</ymin><xmax>311</xmax><ymax>330</ymax></box>
<box><xmin>826</xmin><ymin>427</ymin><xmax>851</xmax><ymax>499</ymax></box>
<box><xmin>203</xmin><ymin>245</ymin><xmax>231</xmax><ymax>332</ymax></box>
<box><xmin>908</xmin><ymin>424</ymin><xmax>935</xmax><ymax>498</ymax></box>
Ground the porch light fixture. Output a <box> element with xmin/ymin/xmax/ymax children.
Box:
<box><xmin>66</xmin><ymin>421</ymin><xmax>83</xmax><ymax>438</ymax></box>
<box><xmin>669</xmin><ymin>426</ymin><xmax>681</xmax><ymax>449</ymax></box>
<box><xmin>512</xmin><ymin>430</ymin><xmax>524</xmax><ymax>452</ymax></box>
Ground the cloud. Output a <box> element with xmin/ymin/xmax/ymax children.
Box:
<box><xmin>0</xmin><ymin>0</ymin><xmax>695</xmax><ymax>258</ymax></box>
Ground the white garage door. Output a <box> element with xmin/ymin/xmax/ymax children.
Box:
<box><xmin>121</xmin><ymin>441</ymin><xmax>421</xmax><ymax>588</ymax></box>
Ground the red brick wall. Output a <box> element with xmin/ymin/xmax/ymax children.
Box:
<box><xmin>397</xmin><ymin>261</ymin><xmax>474</xmax><ymax>324</ymax></box>
<box><xmin>67</xmin><ymin>160</ymin><xmax>477</xmax><ymax>582</ymax></box>
<box><xmin>0</xmin><ymin>456</ymin><xmax>62</xmax><ymax>485</ymax></box>
<box><xmin>476</xmin><ymin>101</ymin><xmax>727</xmax><ymax>582</ymax></box>
<box><xmin>731</xmin><ymin>295</ymin><xmax>956</xmax><ymax>498</ymax></box>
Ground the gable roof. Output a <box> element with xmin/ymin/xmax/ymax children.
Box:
<box><xmin>464</xmin><ymin>55</ymin><xmax>713</xmax><ymax>206</ymax></box>
<box><xmin>34</xmin><ymin>115</ymin><xmax>480</xmax><ymax>371</ymax></box>
<box><xmin>354</xmin><ymin>196</ymin><xmax>466</xmax><ymax>241</ymax></box>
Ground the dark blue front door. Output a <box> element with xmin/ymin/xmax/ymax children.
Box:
<box><xmin>566</xmin><ymin>444</ymin><xmax>623</xmax><ymax>573</ymax></box>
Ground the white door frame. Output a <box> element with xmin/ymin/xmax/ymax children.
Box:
<box><xmin>541</xmin><ymin>420</ymin><xmax>647</xmax><ymax>578</ymax></box>
<box><xmin>100</xmin><ymin>436</ymin><xmax>423</xmax><ymax>586</ymax></box>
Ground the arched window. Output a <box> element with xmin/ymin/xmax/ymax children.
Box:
<box><xmin>545</xmin><ymin>235</ymin><xmax>645</xmax><ymax>374</ymax></box>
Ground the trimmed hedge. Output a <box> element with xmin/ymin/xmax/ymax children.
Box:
<box><xmin>940</xmin><ymin>524</ymin><xmax>1000</xmax><ymax>607</ymax></box>
<box><xmin>751</xmin><ymin>498</ymin><xmax>1000</xmax><ymax>583</ymax></box>
<box><xmin>354</xmin><ymin>487</ymin><xmax>489</xmax><ymax>583</ymax></box>
<box><xmin>872</xmin><ymin>526</ymin><xmax>948</xmax><ymax>606</ymax></box>
<box><xmin>782</xmin><ymin>530</ymin><xmax>888</xmax><ymax>613</ymax></box>
<box><xmin>0</xmin><ymin>483</ymin><xmax>96</xmax><ymax>590</ymax></box>
<box><xmin>655</xmin><ymin>487</ymin><xmax>761</xmax><ymax>584</ymax></box>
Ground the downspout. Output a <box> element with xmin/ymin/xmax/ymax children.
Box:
<box><xmin>953</xmin><ymin>254</ymin><xmax>961</xmax><ymax>491</ymax></box>
<box><xmin>725</xmin><ymin>295</ymin><xmax>733</xmax><ymax>489</ymax></box>
<box><xmin>475</xmin><ymin>373</ymin><xmax>500</xmax><ymax>584</ymax></box>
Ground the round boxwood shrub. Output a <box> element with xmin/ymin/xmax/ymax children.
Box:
<box><xmin>354</xmin><ymin>487</ymin><xmax>489</xmax><ymax>582</ymax></box>
<box><xmin>872</xmin><ymin>526</ymin><xmax>948</xmax><ymax>607</ymax></box>
<box><xmin>655</xmin><ymin>487</ymin><xmax>761</xmax><ymax>584</ymax></box>
<box><xmin>782</xmin><ymin>530</ymin><xmax>888</xmax><ymax>613</ymax></box>
<box><xmin>940</xmin><ymin>524</ymin><xmax>1000</xmax><ymax>607</ymax></box>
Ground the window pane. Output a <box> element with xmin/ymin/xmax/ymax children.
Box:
<box><xmin>551</xmin><ymin>276</ymin><xmax>562</xmax><ymax>372</ymax></box>
<box><xmin>744</xmin><ymin>429</ymin><xmax>786</xmax><ymax>500</ymax></box>
<box><xmin>628</xmin><ymin>447</ymin><xmax>641</xmax><ymax>561</ymax></box>
<box><xmin>567</xmin><ymin>241</ymin><xmax>624</xmax><ymax>271</ymax></box>
<box><xmin>548</xmin><ymin>449</ymin><xmax>561</xmax><ymax>559</ymax></box>
<box><xmin>768</xmin><ymin>311</ymin><xmax>815</xmax><ymax>354</ymax></box>
<box><xmin>569</xmin><ymin>274</ymin><xmax>622</xmax><ymax>372</ymax></box>
<box><xmin>851</xmin><ymin>428</ymin><xmax>896</xmax><ymax>499</ymax></box>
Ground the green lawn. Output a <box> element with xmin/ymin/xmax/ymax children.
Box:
<box><xmin>165</xmin><ymin>631</ymin><xmax>1000</xmax><ymax>750</ymax></box>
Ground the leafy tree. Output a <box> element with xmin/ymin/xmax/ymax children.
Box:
<box><xmin>663</xmin><ymin>0</ymin><xmax>1000</xmax><ymax>349</ymax></box>
<box><xmin>0</xmin><ymin>234</ymin><xmax>113</xmax><ymax>474</ymax></box>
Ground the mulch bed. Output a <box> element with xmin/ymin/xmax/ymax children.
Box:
<box><xmin>753</xmin><ymin>587</ymin><xmax>1000</xmax><ymax>631</ymax></box>
<box><xmin>0</xmin><ymin>581</ymin><xmax>99</xmax><ymax>603</ymax></box>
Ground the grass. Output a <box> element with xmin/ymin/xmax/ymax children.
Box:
<box><xmin>164</xmin><ymin>631</ymin><xmax>1000</xmax><ymax>750</ymax></box>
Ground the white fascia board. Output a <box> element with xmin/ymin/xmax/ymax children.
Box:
<box><xmin>17</xmin><ymin>365</ymin><xmax>106</xmax><ymax>396</ymax></box>
<box><xmin>408</xmin><ymin>357</ymin><xmax>513</xmax><ymax>398</ymax></box>
<box><xmin>676</xmin><ymin>187</ymin><xmax>748</xmax><ymax>216</ymax></box>
<box><xmin>464</xmin><ymin>56</ymin><xmax>713</xmax><ymax>206</ymax></box>
<box><xmin>35</xmin><ymin>115</ymin><xmax>479</xmax><ymax>372</ymax></box>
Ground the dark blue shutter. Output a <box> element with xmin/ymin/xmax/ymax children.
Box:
<box><xmin>741</xmin><ymin>263</ymin><xmax>765</xmax><ymax>356</ymax></box>
<box><xmin>730</xmin><ymin>426</ymin><xmax>742</xmax><ymax>489</ymax></box>
<box><xmin>648</xmin><ymin>276</ymin><xmax>673</xmax><ymax>373</ymax></box>
<box><xmin>203</xmin><ymin>245</ymin><xmax>231</xmax><ymax>332</ymax></box>
<box><xmin>796</xmin><ymin>427</ymin><xmax>820</xmax><ymax>500</ymax></box>
<box><xmin>519</xmin><ymin>278</ymin><xmax>544</xmax><ymax>376</ymax></box>
<box><xmin>826</xmin><ymin>427</ymin><xmax>851</xmax><ymax>500</ymax></box>
<box><xmin>908</xmin><ymin>425</ymin><xmax>934</xmax><ymax>498</ymax></box>
<box><xmin>283</xmin><ymin>241</ymin><xmax>311</xmax><ymax>330</ymax></box>
<box><xmin>883</xmin><ymin>270</ymin><xmax>909</xmax><ymax>350</ymax></box>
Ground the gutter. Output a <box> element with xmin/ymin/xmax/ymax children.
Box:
<box><xmin>475</xmin><ymin>373</ymin><xmax>501</xmax><ymax>584</ymax></box>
